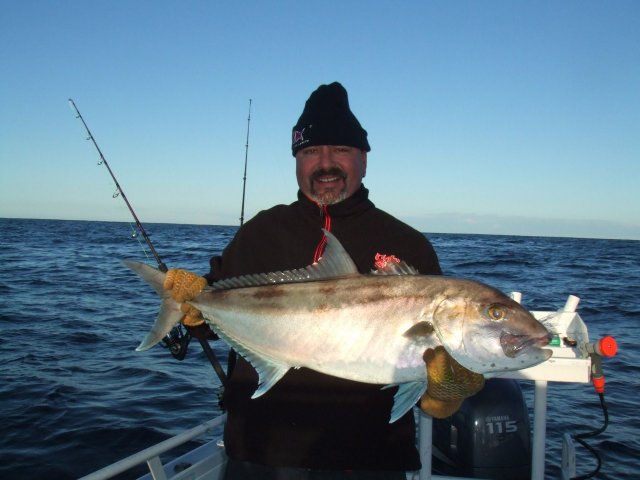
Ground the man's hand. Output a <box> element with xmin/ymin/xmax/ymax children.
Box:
<box><xmin>163</xmin><ymin>269</ymin><xmax>208</xmax><ymax>327</ymax></box>
<box><xmin>420</xmin><ymin>346</ymin><xmax>485</xmax><ymax>418</ymax></box>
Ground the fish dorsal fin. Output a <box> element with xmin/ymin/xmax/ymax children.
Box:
<box><xmin>213</xmin><ymin>229</ymin><xmax>358</xmax><ymax>290</ymax></box>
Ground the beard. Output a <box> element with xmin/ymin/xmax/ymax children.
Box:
<box><xmin>309</xmin><ymin>168</ymin><xmax>348</xmax><ymax>206</ymax></box>
<box><xmin>312</xmin><ymin>190</ymin><xmax>348</xmax><ymax>206</ymax></box>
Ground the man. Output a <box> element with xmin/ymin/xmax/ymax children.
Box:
<box><xmin>168</xmin><ymin>82</ymin><xmax>446</xmax><ymax>478</ymax></box>
<box><xmin>211</xmin><ymin>82</ymin><xmax>442</xmax><ymax>479</ymax></box>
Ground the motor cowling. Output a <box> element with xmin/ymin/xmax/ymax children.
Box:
<box><xmin>432</xmin><ymin>378</ymin><xmax>532</xmax><ymax>479</ymax></box>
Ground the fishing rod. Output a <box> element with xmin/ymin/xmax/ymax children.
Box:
<box><xmin>239</xmin><ymin>99</ymin><xmax>252</xmax><ymax>226</ymax></box>
<box><xmin>68</xmin><ymin>99</ymin><xmax>167</xmax><ymax>273</ymax></box>
<box><xmin>69</xmin><ymin>98</ymin><xmax>228</xmax><ymax>386</ymax></box>
<box><xmin>225</xmin><ymin>99</ymin><xmax>253</xmax><ymax>380</ymax></box>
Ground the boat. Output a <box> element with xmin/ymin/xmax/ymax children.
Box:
<box><xmin>79</xmin><ymin>294</ymin><xmax>615</xmax><ymax>480</ymax></box>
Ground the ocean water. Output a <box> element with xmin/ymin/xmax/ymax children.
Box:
<box><xmin>0</xmin><ymin>218</ymin><xmax>638</xmax><ymax>479</ymax></box>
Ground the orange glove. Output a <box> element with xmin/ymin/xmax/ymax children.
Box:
<box><xmin>163</xmin><ymin>269</ymin><xmax>208</xmax><ymax>327</ymax></box>
<box><xmin>420</xmin><ymin>346</ymin><xmax>485</xmax><ymax>418</ymax></box>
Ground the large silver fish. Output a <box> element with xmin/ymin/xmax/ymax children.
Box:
<box><xmin>124</xmin><ymin>231</ymin><xmax>552</xmax><ymax>422</ymax></box>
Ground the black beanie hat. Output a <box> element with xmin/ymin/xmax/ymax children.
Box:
<box><xmin>291</xmin><ymin>82</ymin><xmax>371</xmax><ymax>156</ymax></box>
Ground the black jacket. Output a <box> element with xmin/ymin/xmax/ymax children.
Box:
<box><xmin>206</xmin><ymin>186</ymin><xmax>441</xmax><ymax>471</ymax></box>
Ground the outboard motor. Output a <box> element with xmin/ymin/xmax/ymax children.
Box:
<box><xmin>432</xmin><ymin>378</ymin><xmax>532</xmax><ymax>479</ymax></box>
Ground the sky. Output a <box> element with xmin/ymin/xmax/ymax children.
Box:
<box><xmin>1</xmin><ymin>1</ymin><xmax>639</xmax><ymax>240</ymax></box>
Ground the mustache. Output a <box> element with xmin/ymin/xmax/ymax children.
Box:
<box><xmin>310</xmin><ymin>168</ymin><xmax>347</xmax><ymax>181</ymax></box>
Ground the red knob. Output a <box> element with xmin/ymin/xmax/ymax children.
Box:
<box><xmin>598</xmin><ymin>336</ymin><xmax>617</xmax><ymax>357</ymax></box>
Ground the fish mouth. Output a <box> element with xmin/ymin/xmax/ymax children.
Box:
<box><xmin>500</xmin><ymin>332</ymin><xmax>552</xmax><ymax>358</ymax></box>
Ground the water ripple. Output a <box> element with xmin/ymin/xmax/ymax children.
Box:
<box><xmin>0</xmin><ymin>220</ymin><xmax>637</xmax><ymax>478</ymax></box>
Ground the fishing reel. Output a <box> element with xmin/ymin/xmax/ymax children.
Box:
<box><xmin>161</xmin><ymin>325</ymin><xmax>191</xmax><ymax>360</ymax></box>
<box><xmin>163</xmin><ymin>323</ymin><xmax>230</xmax><ymax>392</ymax></box>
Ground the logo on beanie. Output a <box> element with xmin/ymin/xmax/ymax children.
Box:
<box><xmin>292</xmin><ymin>127</ymin><xmax>306</xmax><ymax>144</ymax></box>
<box><xmin>292</xmin><ymin>125</ymin><xmax>312</xmax><ymax>151</ymax></box>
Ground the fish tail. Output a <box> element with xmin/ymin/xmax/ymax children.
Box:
<box><xmin>122</xmin><ymin>260</ymin><xmax>184</xmax><ymax>351</ymax></box>
<box><xmin>122</xmin><ymin>260</ymin><xmax>170</xmax><ymax>298</ymax></box>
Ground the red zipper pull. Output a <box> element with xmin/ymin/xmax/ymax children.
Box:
<box><xmin>313</xmin><ymin>205</ymin><xmax>331</xmax><ymax>263</ymax></box>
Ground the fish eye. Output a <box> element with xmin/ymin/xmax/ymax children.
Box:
<box><xmin>487</xmin><ymin>305</ymin><xmax>505</xmax><ymax>322</ymax></box>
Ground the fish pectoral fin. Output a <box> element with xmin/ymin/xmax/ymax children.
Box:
<box><xmin>136</xmin><ymin>298</ymin><xmax>183</xmax><ymax>351</ymax></box>
<box><xmin>383</xmin><ymin>381</ymin><xmax>427</xmax><ymax>423</ymax></box>
<box><xmin>251</xmin><ymin>361</ymin><xmax>290</xmax><ymax>399</ymax></box>
<box><xmin>403</xmin><ymin>321</ymin><xmax>435</xmax><ymax>340</ymax></box>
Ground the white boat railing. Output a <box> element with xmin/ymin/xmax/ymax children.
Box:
<box><xmin>77</xmin><ymin>409</ymin><xmax>578</xmax><ymax>480</ymax></box>
<box><xmin>78</xmin><ymin>415</ymin><xmax>226</xmax><ymax>480</ymax></box>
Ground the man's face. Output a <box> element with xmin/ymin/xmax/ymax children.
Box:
<box><xmin>295</xmin><ymin>145</ymin><xmax>367</xmax><ymax>205</ymax></box>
